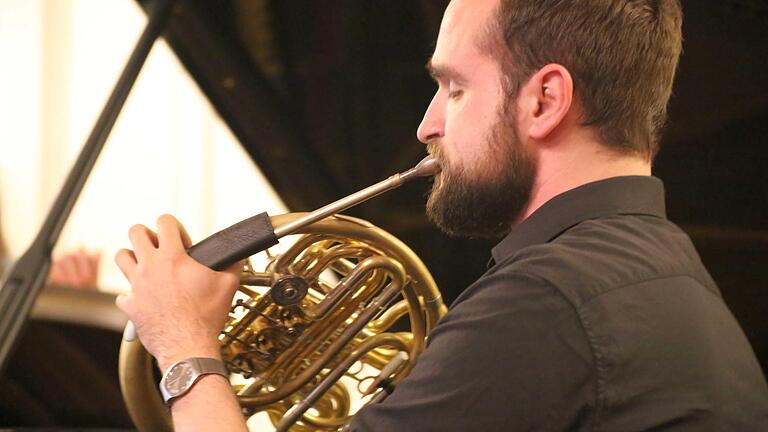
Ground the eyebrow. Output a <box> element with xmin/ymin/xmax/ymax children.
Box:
<box><xmin>425</xmin><ymin>59</ymin><xmax>468</xmax><ymax>85</ymax></box>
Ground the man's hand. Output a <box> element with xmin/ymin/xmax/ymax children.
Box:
<box><xmin>114</xmin><ymin>214</ymin><xmax>241</xmax><ymax>372</ymax></box>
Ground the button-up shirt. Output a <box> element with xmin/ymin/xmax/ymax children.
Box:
<box><xmin>352</xmin><ymin>176</ymin><xmax>768</xmax><ymax>431</ymax></box>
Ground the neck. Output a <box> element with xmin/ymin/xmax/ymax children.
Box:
<box><xmin>519</xmin><ymin>141</ymin><xmax>651</xmax><ymax>222</ymax></box>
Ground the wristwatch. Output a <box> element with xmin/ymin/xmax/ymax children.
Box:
<box><xmin>159</xmin><ymin>357</ymin><xmax>229</xmax><ymax>405</ymax></box>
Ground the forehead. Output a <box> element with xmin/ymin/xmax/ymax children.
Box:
<box><xmin>431</xmin><ymin>0</ymin><xmax>499</xmax><ymax>67</ymax></box>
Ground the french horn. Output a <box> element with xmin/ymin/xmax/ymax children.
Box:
<box><xmin>118</xmin><ymin>157</ymin><xmax>446</xmax><ymax>431</ymax></box>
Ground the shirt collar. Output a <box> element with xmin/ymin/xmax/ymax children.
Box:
<box><xmin>491</xmin><ymin>176</ymin><xmax>667</xmax><ymax>263</ymax></box>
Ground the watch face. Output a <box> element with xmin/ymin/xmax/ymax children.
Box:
<box><xmin>165</xmin><ymin>362</ymin><xmax>196</xmax><ymax>397</ymax></box>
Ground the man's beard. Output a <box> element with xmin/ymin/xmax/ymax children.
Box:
<box><xmin>425</xmin><ymin>106</ymin><xmax>536</xmax><ymax>238</ymax></box>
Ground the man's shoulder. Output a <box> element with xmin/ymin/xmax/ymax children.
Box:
<box><xmin>487</xmin><ymin>213</ymin><xmax>718</xmax><ymax>308</ymax></box>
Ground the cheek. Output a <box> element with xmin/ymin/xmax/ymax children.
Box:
<box><xmin>444</xmin><ymin>104</ymin><xmax>497</xmax><ymax>166</ymax></box>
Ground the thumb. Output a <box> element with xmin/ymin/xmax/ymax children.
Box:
<box><xmin>115</xmin><ymin>293</ymin><xmax>131</xmax><ymax>314</ymax></box>
<box><xmin>223</xmin><ymin>259</ymin><xmax>245</xmax><ymax>277</ymax></box>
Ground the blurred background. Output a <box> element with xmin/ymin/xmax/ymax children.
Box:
<box><xmin>0</xmin><ymin>0</ymin><xmax>766</xmax><ymax>429</ymax></box>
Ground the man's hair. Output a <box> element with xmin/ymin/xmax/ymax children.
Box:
<box><xmin>485</xmin><ymin>0</ymin><xmax>683</xmax><ymax>159</ymax></box>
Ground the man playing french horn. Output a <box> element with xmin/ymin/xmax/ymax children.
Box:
<box><xmin>115</xmin><ymin>0</ymin><xmax>768</xmax><ymax>430</ymax></box>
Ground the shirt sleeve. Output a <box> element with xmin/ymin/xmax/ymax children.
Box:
<box><xmin>349</xmin><ymin>270</ymin><xmax>596</xmax><ymax>432</ymax></box>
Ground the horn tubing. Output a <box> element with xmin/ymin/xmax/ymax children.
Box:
<box><xmin>276</xmin><ymin>334</ymin><xmax>409</xmax><ymax>432</ymax></box>
<box><xmin>237</xmin><ymin>256</ymin><xmax>408</xmax><ymax>407</ymax></box>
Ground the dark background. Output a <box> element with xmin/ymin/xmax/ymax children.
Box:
<box><xmin>2</xmin><ymin>0</ymin><xmax>766</xmax><ymax>428</ymax></box>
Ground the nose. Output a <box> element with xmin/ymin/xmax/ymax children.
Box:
<box><xmin>417</xmin><ymin>93</ymin><xmax>445</xmax><ymax>144</ymax></box>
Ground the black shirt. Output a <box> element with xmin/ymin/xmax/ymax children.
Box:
<box><xmin>351</xmin><ymin>176</ymin><xmax>768</xmax><ymax>431</ymax></box>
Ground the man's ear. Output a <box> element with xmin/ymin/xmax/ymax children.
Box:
<box><xmin>517</xmin><ymin>64</ymin><xmax>574</xmax><ymax>140</ymax></box>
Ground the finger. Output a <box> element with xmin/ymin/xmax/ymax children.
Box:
<box><xmin>221</xmin><ymin>260</ymin><xmax>245</xmax><ymax>292</ymax></box>
<box><xmin>161</xmin><ymin>214</ymin><xmax>193</xmax><ymax>249</ymax></box>
<box><xmin>73</xmin><ymin>251</ymin><xmax>96</xmax><ymax>287</ymax></box>
<box><xmin>85</xmin><ymin>251</ymin><xmax>101</xmax><ymax>286</ymax></box>
<box><xmin>87</xmin><ymin>251</ymin><xmax>101</xmax><ymax>284</ymax></box>
<box><xmin>115</xmin><ymin>248</ymin><xmax>138</xmax><ymax>282</ymax></box>
<box><xmin>90</xmin><ymin>251</ymin><xmax>102</xmax><ymax>269</ymax></box>
<box><xmin>48</xmin><ymin>258</ymin><xmax>64</xmax><ymax>284</ymax></box>
<box><xmin>177</xmin><ymin>220</ymin><xmax>193</xmax><ymax>249</ymax></box>
<box><xmin>128</xmin><ymin>224</ymin><xmax>158</xmax><ymax>260</ymax></box>
<box><xmin>115</xmin><ymin>293</ymin><xmax>132</xmax><ymax>315</ymax></box>
<box><xmin>58</xmin><ymin>255</ymin><xmax>78</xmax><ymax>287</ymax></box>
<box><xmin>223</xmin><ymin>259</ymin><xmax>245</xmax><ymax>277</ymax></box>
<box><xmin>156</xmin><ymin>214</ymin><xmax>186</xmax><ymax>252</ymax></box>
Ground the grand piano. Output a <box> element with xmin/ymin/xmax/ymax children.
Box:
<box><xmin>1</xmin><ymin>0</ymin><xmax>766</xmax><ymax>429</ymax></box>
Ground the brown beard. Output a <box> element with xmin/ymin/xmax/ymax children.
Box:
<box><xmin>425</xmin><ymin>104</ymin><xmax>536</xmax><ymax>238</ymax></box>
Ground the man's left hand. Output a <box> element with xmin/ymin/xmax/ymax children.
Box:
<box><xmin>114</xmin><ymin>214</ymin><xmax>241</xmax><ymax>372</ymax></box>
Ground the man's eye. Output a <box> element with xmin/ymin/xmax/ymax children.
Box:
<box><xmin>448</xmin><ymin>89</ymin><xmax>464</xmax><ymax>99</ymax></box>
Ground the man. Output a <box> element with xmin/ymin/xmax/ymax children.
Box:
<box><xmin>116</xmin><ymin>0</ymin><xmax>768</xmax><ymax>430</ymax></box>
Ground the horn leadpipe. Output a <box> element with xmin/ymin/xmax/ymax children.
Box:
<box><xmin>273</xmin><ymin>156</ymin><xmax>440</xmax><ymax>238</ymax></box>
<box><xmin>187</xmin><ymin>156</ymin><xmax>440</xmax><ymax>270</ymax></box>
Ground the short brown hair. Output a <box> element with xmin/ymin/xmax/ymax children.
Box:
<box><xmin>486</xmin><ymin>0</ymin><xmax>683</xmax><ymax>159</ymax></box>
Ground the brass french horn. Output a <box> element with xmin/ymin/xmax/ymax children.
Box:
<box><xmin>119</xmin><ymin>158</ymin><xmax>445</xmax><ymax>431</ymax></box>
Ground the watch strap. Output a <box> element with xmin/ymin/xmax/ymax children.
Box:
<box><xmin>159</xmin><ymin>357</ymin><xmax>228</xmax><ymax>405</ymax></box>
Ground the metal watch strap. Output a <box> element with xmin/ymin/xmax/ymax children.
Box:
<box><xmin>159</xmin><ymin>357</ymin><xmax>228</xmax><ymax>405</ymax></box>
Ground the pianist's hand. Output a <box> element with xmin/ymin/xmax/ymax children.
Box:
<box><xmin>49</xmin><ymin>248</ymin><xmax>101</xmax><ymax>290</ymax></box>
